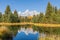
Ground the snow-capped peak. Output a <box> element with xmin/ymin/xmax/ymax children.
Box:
<box><xmin>18</xmin><ymin>9</ymin><xmax>40</xmax><ymax>16</ymax></box>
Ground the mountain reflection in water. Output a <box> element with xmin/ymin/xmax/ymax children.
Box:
<box><xmin>13</xmin><ymin>28</ymin><xmax>39</xmax><ymax>40</ymax></box>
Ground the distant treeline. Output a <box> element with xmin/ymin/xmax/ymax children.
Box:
<box><xmin>0</xmin><ymin>2</ymin><xmax>60</xmax><ymax>24</ymax></box>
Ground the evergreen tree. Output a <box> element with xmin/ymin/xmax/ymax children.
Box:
<box><xmin>7</xmin><ymin>10</ymin><xmax>19</xmax><ymax>23</ymax></box>
<box><xmin>3</xmin><ymin>5</ymin><xmax>11</xmax><ymax>22</ymax></box>
<box><xmin>55</xmin><ymin>7</ymin><xmax>57</xmax><ymax>14</ymax></box>
<box><xmin>0</xmin><ymin>12</ymin><xmax>2</xmax><ymax>22</ymax></box>
<box><xmin>52</xmin><ymin>6</ymin><xmax>58</xmax><ymax>23</ymax></box>
<box><xmin>38</xmin><ymin>13</ymin><xmax>44</xmax><ymax>23</ymax></box>
<box><xmin>5</xmin><ymin>5</ymin><xmax>11</xmax><ymax>15</ymax></box>
<box><xmin>14</xmin><ymin>10</ymin><xmax>18</xmax><ymax>18</ymax></box>
<box><xmin>45</xmin><ymin>2</ymin><xmax>53</xmax><ymax>23</ymax></box>
<box><xmin>56</xmin><ymin>9</ymin><xmax>60</xmax><ymax>23</ymax></box>
<box><xmin>14</xmin><ymin>10</ymin><xmax>18</xmax><ymax>22</ymax></box>
<box><xmin>31</xmin><ymin>15</ymin><xmax>38</xmax><ymax>23</ymax></box>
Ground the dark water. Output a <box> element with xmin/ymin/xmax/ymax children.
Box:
<box><xmin>13</xmin><ymin>28</ymin><xmax>39</xmax><ymax>40</ymax></box>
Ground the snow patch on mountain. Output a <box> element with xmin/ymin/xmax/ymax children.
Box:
<box><xmin>18</xmin><ymin>9</ymin><xmax>40</xmax><ymax>16</ymax></box>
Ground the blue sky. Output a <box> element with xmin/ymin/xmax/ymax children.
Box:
<box><xmin>0</xmin><ymin>0</ymin><xmax>60</xmax><ymax>13</ymax></box>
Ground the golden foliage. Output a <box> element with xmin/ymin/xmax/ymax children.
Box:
<box><xmin>0</xmin><ymin>26</ymin><xmax>9</xmax><ymax>35</ymax></box>
<box><xmin>28</xmin><ymin>16</ymin><xmax>33</xmax><ymax>19</ymax></box>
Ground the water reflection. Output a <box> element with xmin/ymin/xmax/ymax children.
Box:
<box><xmin>13</xmin><ymin>28</ymin><xmax>39</xmax><ymax>40</ymax></box>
